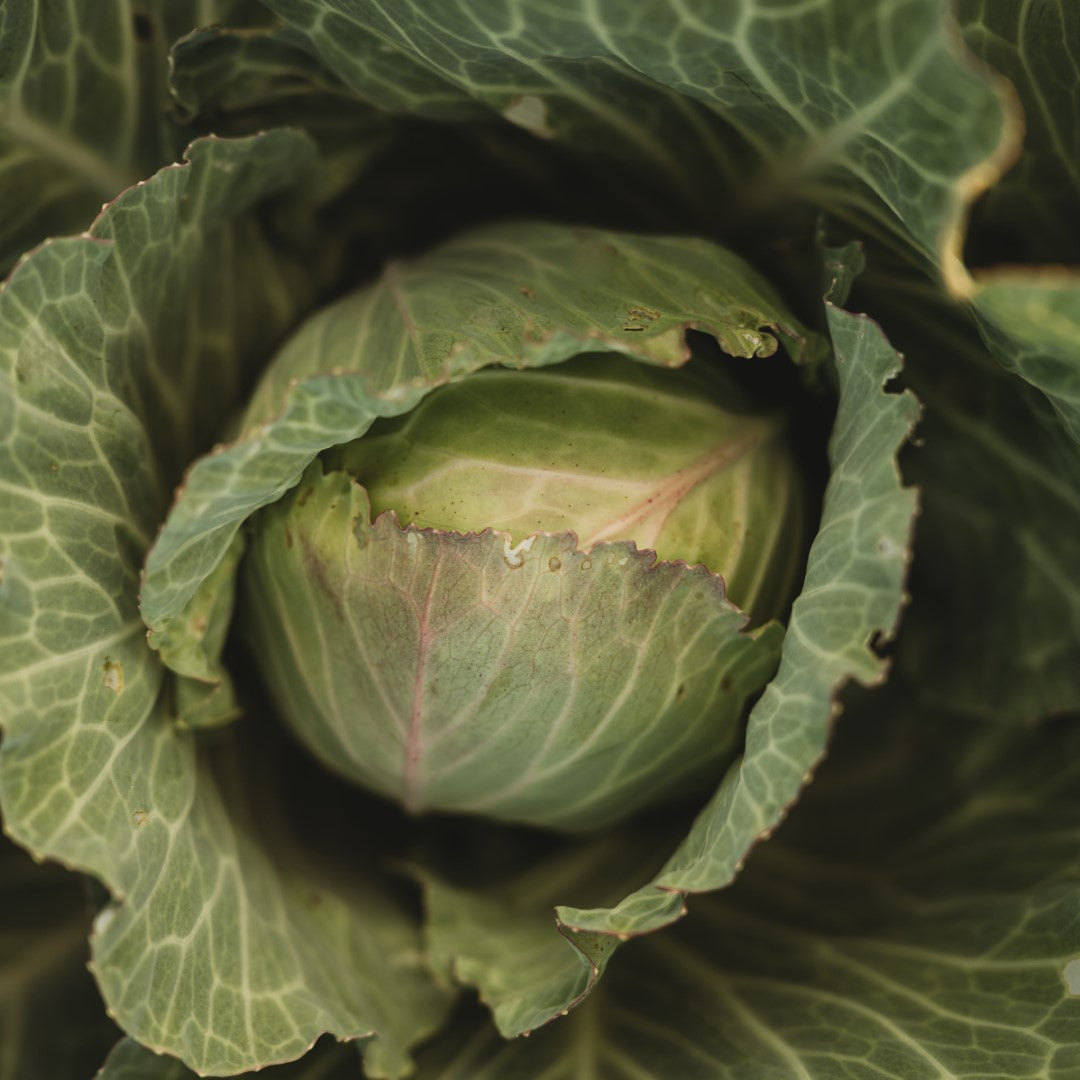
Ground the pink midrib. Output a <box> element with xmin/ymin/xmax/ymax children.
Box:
<box><xmin>402</xmin><ymin>559</ymin><xmax>439</xmax><ymax>813</ymax></box>
<box><xmin>582</xmin><ymin>429</ymin><xmax>765</xmax><ymax>553</ymax></box>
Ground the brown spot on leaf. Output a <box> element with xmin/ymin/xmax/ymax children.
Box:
<box><xmin>103</xmin><ymin>657</ymin><xmax>124</xmax><ymax>694</ymax></box>
<box><xmin>622</xmin><ymin>304</ymin><xmax>661</xmax><ymax>331</ymax></box>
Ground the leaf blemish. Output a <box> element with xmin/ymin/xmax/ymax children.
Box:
<box><xmin>877</xmin><ymin>535</ymin><xmax>903</xmax><ymax>558</ymax></box>
<box><xmin>622</xmin><ymin>305</ymin><xmax>660</xmax><ymax>331</ymax></box>
<box><xmin>133</xmin><ymin>810</ymin><xmax>149</xmax><ymax>827</ymax></box>
<box><xmin>1063</xmin><ymin>958</ymin><xmax>1080</xmax><ymax>995</ymax></box>
<box><xmin>103</xmin><ymin>657</ymin><xmax>124</xmax><ymax>694</ymax></box>
<box><xmin>501</xmin><ymin>94</ymin><xmax>554</xmax><ymax>138</ymax></box>
<box><xmin>502</xmin><ymin>535</ymin><xmax>535</xmax><ymax>568</ymax></box>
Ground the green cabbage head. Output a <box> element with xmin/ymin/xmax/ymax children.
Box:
<box><xmin>242</xmin><ymin>352</ymin><xmax>803</xmax><ymax>829</ymax></box>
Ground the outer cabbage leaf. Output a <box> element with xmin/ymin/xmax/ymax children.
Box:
<box><xmin>0</xmin><ymin>133</ymin><xmax>449</xmax><ymax>1076</ymax></box>
<box><xmin>96</xmin><ymin>1041</ymin><xmax>195</xmax><ymax>1080</ymax></box>
<box><xmin>412</xmin><ymin>831</ymin><xmax>676</xmax><ymax>1042</ymax></box>
<box><xmin>616</xmin><ymin>281</ymin><xmax>918</xmax><ymax>897</ymax></box>
<box><xmin>263</xmin><ymin>0</ymin><xmax>1004</xmax><ymax>251</ymax></box>
<box><xmin>416</xmin><ymin>874</ymin><xmax>620</xmax><ymax>1044</ymax></box>
<box><xmin>410</xmin><ymin>699</ymin><xmax>1080</xmax><ymax>1079</ymax></box>
<box><xmin>96</xmin><ymin>1035</ymin><xmax>363</xmax><ymax>1079</ymax></box>
<box><xmin>853</xmin><ymin>255</ymin><xmax>1080</xmax><ymax>722</ymax></box>
<box><xmin>957</xmin><ymin>272</ymin><xmax>1080</xmax><ymax>445</ymax></box>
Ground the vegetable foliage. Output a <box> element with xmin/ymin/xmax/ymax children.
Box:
<box><xmin>1</xmin><ymin>1</ymin><xmax>1077</xmax><ymax>1078</ymax></box>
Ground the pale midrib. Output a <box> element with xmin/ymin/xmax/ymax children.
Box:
<box><xmin>385</xmin><ymin>423</ymin><xmax>769</xmax><ymax>522</ymax></box>
<box><xmin>3</xmin><ymin>105</ymin><xmax>136</xmax><ymax>201</ymax></box>
<box><xmin>582</xmin><ymin>426</ymin><xmax>768</xmax><ymax>551</ymax></box>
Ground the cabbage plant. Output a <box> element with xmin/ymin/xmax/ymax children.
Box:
<box><xmin>1</xmin><ymin>2</ymin><xmax>1078</xmax><ymax>1079</ymax></box>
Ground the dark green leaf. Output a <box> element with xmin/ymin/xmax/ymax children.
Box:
<box><xmin>0</xmin><ymin>834</ymin><xmax>119</xmax><ymax>1080</ymax></box>
<box><xmin>0</xmin><ymin>1</ymin><xmax>265</xmax><ymax>274</ymax></box>
<box><xmin>413</xmin><ymin>701</ymin><xmax>1080</xmax><ymax>1079</ymax></box>
<box><xmin>855</xmin><ymin>261</ymin><xmax>1080</xmax><ymax>722</ymax></box>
